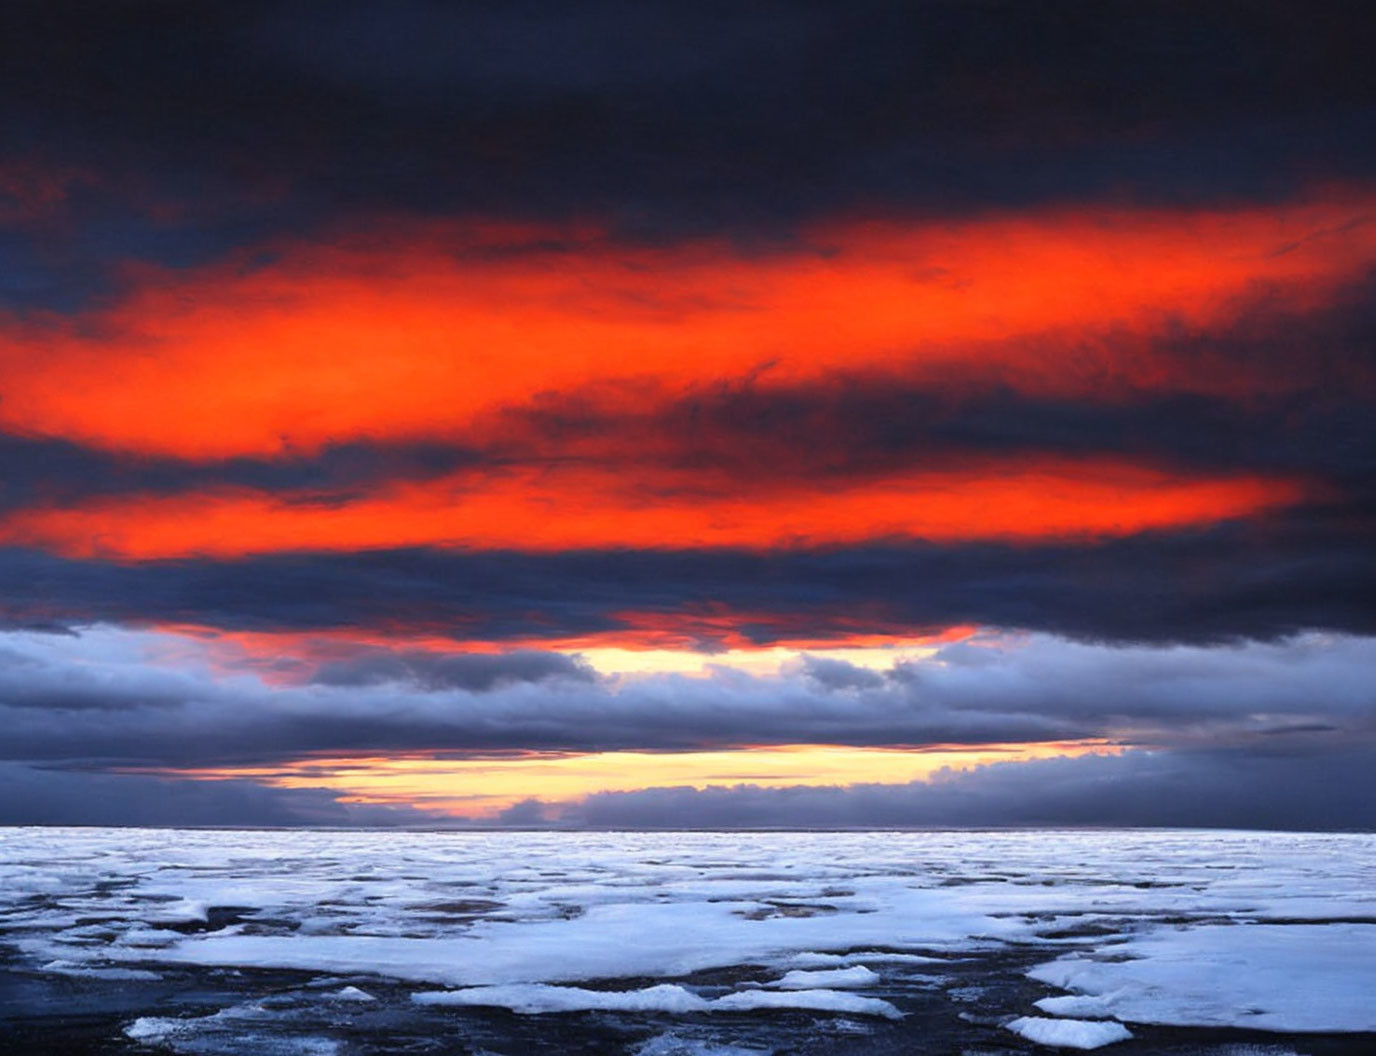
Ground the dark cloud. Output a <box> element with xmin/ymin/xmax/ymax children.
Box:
<box><xmin>3</xmin><ymin>1</ymin><xmax>1375</xmax><ymax>309</ymax></box>
<box><xmin>0</xmin><ymin>482</ymin><xmax>1372</xmax><ymax>647</ymax></box>
<box><xmin>0</xmin><ymin>655</ymin><xmax>1077</xmax><ymax>769</ymax></box>
<box><xmin>494</xmin><ymin>797</ymin><xmax>555</xmax><ymax>827</ymax></box>
<box><xmin>311</xmin><ymin>648</ymin><xmax>593</xmax><ymax>690</ymax></box>
<box><xmin>568</xmin><ymin>743</ymin><xmax>1376</xmax><ymax>831</ymax></box>
<box><xmin>0</xmin><ymin>434</ymin><xmax>479</xmax><ymax>515</ymax></box>
<box><xmin>799</xmin><ymin>656</ymin><xmax>885</xmax><ymax>692</ymax></box>
<box><xmin>0</xmin><ymin>761</ymin><xmax>436</xmax><ymax>827</ymax></box>
<box><xmin>505</xmin><ymin>271</ymin><xmax>1376</xmax><ymax>488</ymax></box>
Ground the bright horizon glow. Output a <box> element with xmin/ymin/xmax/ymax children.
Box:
<box><xmin>138</xmin><ymin>622</ymin><xmax>988</xmax><ymax>680</ymax></box>
<box><xmin>139</xmin><ymin>740</ymin><xmax>1124</xmax><ymax>818</ymax></box>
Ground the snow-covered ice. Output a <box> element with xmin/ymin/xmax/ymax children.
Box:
<box><xmin>322</xmin><ymin>985</ymin><xmax>377</xmax><ymax>1002</ymax></box>
<box><xmin>1028</xmin><ymin>922</ymin><xmax>1376</xmax><ymax>1032</ymax></box>
<box><xmin>124</xmin><ymin>1007</ymin><xmax>343</xmax><ymax>1056</ymax></box>
<box><xmin>412</xmin><ymin>982</ymin><xmax>902</xmax><ymax>1018</ymax></box>
<box><xmin>772</xmin><ymin>965</ymin><xmax>880</xmax><ymax>989</ymax></box>
<box><xmin>2</xmin><ymin>826</ymin><xmax>1374</xmax><ymax>1043</ymax></box>
<box><xmin>712</xmin><ymin>987</ymin><xmax>902</xmax><ymax>1019</ymax></box>
<box><xmin>1005</xmin><ymin>1015</ymin><xmax>1134</xmax><ymax>1049</ymax></box>
<box><xmin>413</xmin><ymin>983</ymin><xmax>716</xmax><ymax>1015</ymax></box>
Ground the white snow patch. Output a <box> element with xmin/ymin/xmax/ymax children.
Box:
<box><xmin>713</xmin><ymin>988</ymin><xmax>902</xmax><ymax>1019</ymax></box>
<box><xmin>125</xmin><ymin>1016</ymin><xmax>188</xmax><ymax>1043</ymax></box>
<box><xmin>40</xmin><ymin>959</ymin><xmax>162</xmax><ymax>981</ymax></box>
<box><xmin>323</xmin><ymin>985</ymin><xmax>377</xmax><ymax>1002</ymax></box>
<box><xmin>1005</xmin><ymin>1016</ymin><xmax>1133</xmax><ymax>1049</ymax></box>
<box><xmin>411</xmin><ymin>983</ymin><xmax>901</xmax><ymax>1019</ymax></box>
<box><xmin>106</xmin><ymin>892</ymin><xmax>1000</xmax><ymax>990</ymax></box>
<box><xmin>1034</xmin><ymin>994</ymin><xmax>1117</xmax><ymax>1018</ymax></box>
<box><xmin>772</xmin><ymin>966</ymin><xmax>879</xmax><ymax>989</ymax></box>
<box><xmin>124</xmin><ymin>1012</ymin><xmax>340</xmax><ymax>1056</ymax></box>
<box><xmin>788</xmin><ymin>951</ymin><xmax>945</xmax><ymax>968</ymax></box>
<box><xmin>1029</xmin><ymin>923</ymin><xmax>1376</xmax><ymax>1032</ymax></box>
<box><xmin>413</xmin><ymin>983</ymin><xmax>710</xmax><ymax>1015</ymax></box>
<box><xmin>117</xmin><ymin>927</ymin><xmax>184</xmax><ymax>948</ymax></box>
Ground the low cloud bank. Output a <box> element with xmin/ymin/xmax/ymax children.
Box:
<box><xmin>562</xmin><ymin>745</ymin><xmax>1376</xmax><ymax>831</ymax></box>
<box><xmin>0</xmin><ymin>626</ymin><xmax>1371</xmax><ymax>828</ymax></box>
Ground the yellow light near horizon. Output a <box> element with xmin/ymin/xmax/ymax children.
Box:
<box><xmin>154</xmin><ymin>740</ymin><xmax>1121</xmax><ymax>819</ymax></box>
<box><xmin>576</xmin><ymin>643</ymin><xmax>949</xmax><ymax>678</ymax></box>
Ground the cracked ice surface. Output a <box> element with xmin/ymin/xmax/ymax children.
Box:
<box><xmin>2</xmin><ymin>827</ymin><xmax>1374</xmax><ymax>1037</ymax></box>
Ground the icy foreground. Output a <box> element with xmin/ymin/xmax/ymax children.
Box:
<box><xmin>1</xmin><ymin>828</ymin><xmax>1374</xmax><ymax>1053</ymax></box>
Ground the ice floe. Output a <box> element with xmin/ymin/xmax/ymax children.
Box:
<box><xmin>411</xmin><ymin>982</ymin><xmax>902</xmax><ymax>1018</ymax></box>
<box><xmin>1028</xmin><ymin>922</ymin><xmax>1376</xmax><ymax>1032</ymax></box>
<box><xmin>771</xmin><ymin>965</ymin><xmax>880</xmax><ymax>989</ymax></box>
<box><xmin>39</xmin><ymin>959</ymin><xmax>162</xmax><ymax>981</ymax></box>
<box><xmin>413</xmin><ymin>982</ymin><xmax>713</xmax><ymax>1014</ymax></box>
<box><xmin>712</xmin><ymin>988</ymin><xmax>901</xmax><ymax>1019</ymax></box>
<box><xmin>124</xmin><ymin>1007</ymin><xmax>342</xmax><ymax>1056</ymax></box>
<box><xmin>1005</xmin><ymin>1015</ymin><xmax>1134</xmax><ymax>1049</ymax></box>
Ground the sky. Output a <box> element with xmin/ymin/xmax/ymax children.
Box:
<box><xmin>1</xmin><ymin>0</ymin><xmax>1374</xmax><ymax>829</ymax></box>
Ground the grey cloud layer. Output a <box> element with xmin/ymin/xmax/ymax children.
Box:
<box><xmin>566</xmin><ymin>744</ymin><xmax>1376</xmax><ymax>832</ymax></box>
<box><xmin>0</xmin><ymin>763</ymin><xmax>434</xmax><ymax>828</ymax></box>
<box><xmin>3</xmin><ymin>626</ymin><xmax>1372</xmax><ymax>827</ymax></box>
<box><xmin>1</xmin><ymin>629</ymin><xmax>1371</xmax><ymax>766</ymax></box>
<box><xmin>310</xmin><ymin>649</ymin><xmax>594</xmax><ymax>692</ymax></box>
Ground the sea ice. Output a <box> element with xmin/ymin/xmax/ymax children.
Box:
<box><xmin>712</xmin><ymin>988</ymin><xmax>902</xmax><ymax>1019</ymax></box>
<box><xmin>40</xmin><ymin>959</ymin><xmax>162</xmax><ymax>981</ymax></box>
<box><xmin>3</xmin><ymin>827</ymin><xmax>1373</xmax><ymax>1038</ymax></box>
<box><xmin>787</xmin><ymin>951</ymin><xmax>944</xmax><ymax>968</ymax></box>
<box><xmin>1028</xmin><ymin>923</ymin><xmax>1376</xmax><ymax>1032</ymax></box>
<box><xmin>412</xmin><ymin>982</ymin><xmax>902</xmax><ymax>1019</ymax></box>
<box><xmin>124</xmin><ymin>1009</ymin><xmax>341</xmax><ymax>1056</ymax></box>
<box><xmin>1034</xmin><ymin>994</ymin><xmax>1117</xmax><ymax>1018</ymax></box>
<box><xmin>413</xmin><ymin>983</ymin><xmax>711</xmax><ymax>1015</ymax></box>
<box><xmin>772</xmin><ymin>966</ymin><xmax>880</xmax><ymax>989</ymax></box>
<box><xmin>323</xmin><ymin>985</ymin><xmax>377</xmax><ymax>1002</ymax></box>
<box><xmin>1005</xmin><ymin>1016</ymin><xmax>1134</xmax><ymax>1049</ymax></box>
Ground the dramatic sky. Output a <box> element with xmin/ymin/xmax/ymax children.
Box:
<box><xmin>2</xmin><ymin>1</ymin><xmax>1374</xmax><ymax>828</ymax></box>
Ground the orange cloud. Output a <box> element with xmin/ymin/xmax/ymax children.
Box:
<box><xmin>2</xmin><ymin>192</ymin><xmax>1374</xmax><ymax>459</ymax></box>
<box><xmin>0</xmin><ymin>456</ymin><xmax>1308</xmax><ymax>560</ymax></box>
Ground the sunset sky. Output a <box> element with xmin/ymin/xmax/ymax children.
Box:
<box><xmin>2</xmin><ymin>1</ymin><xmax>1374</xmax><ymax>828</ymax></box>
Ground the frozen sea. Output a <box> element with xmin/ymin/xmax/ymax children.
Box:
<box><xmin>1</xmin><ymin>828</ymin><xmax>1373</xmax><ymax>1055</ymax></box>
